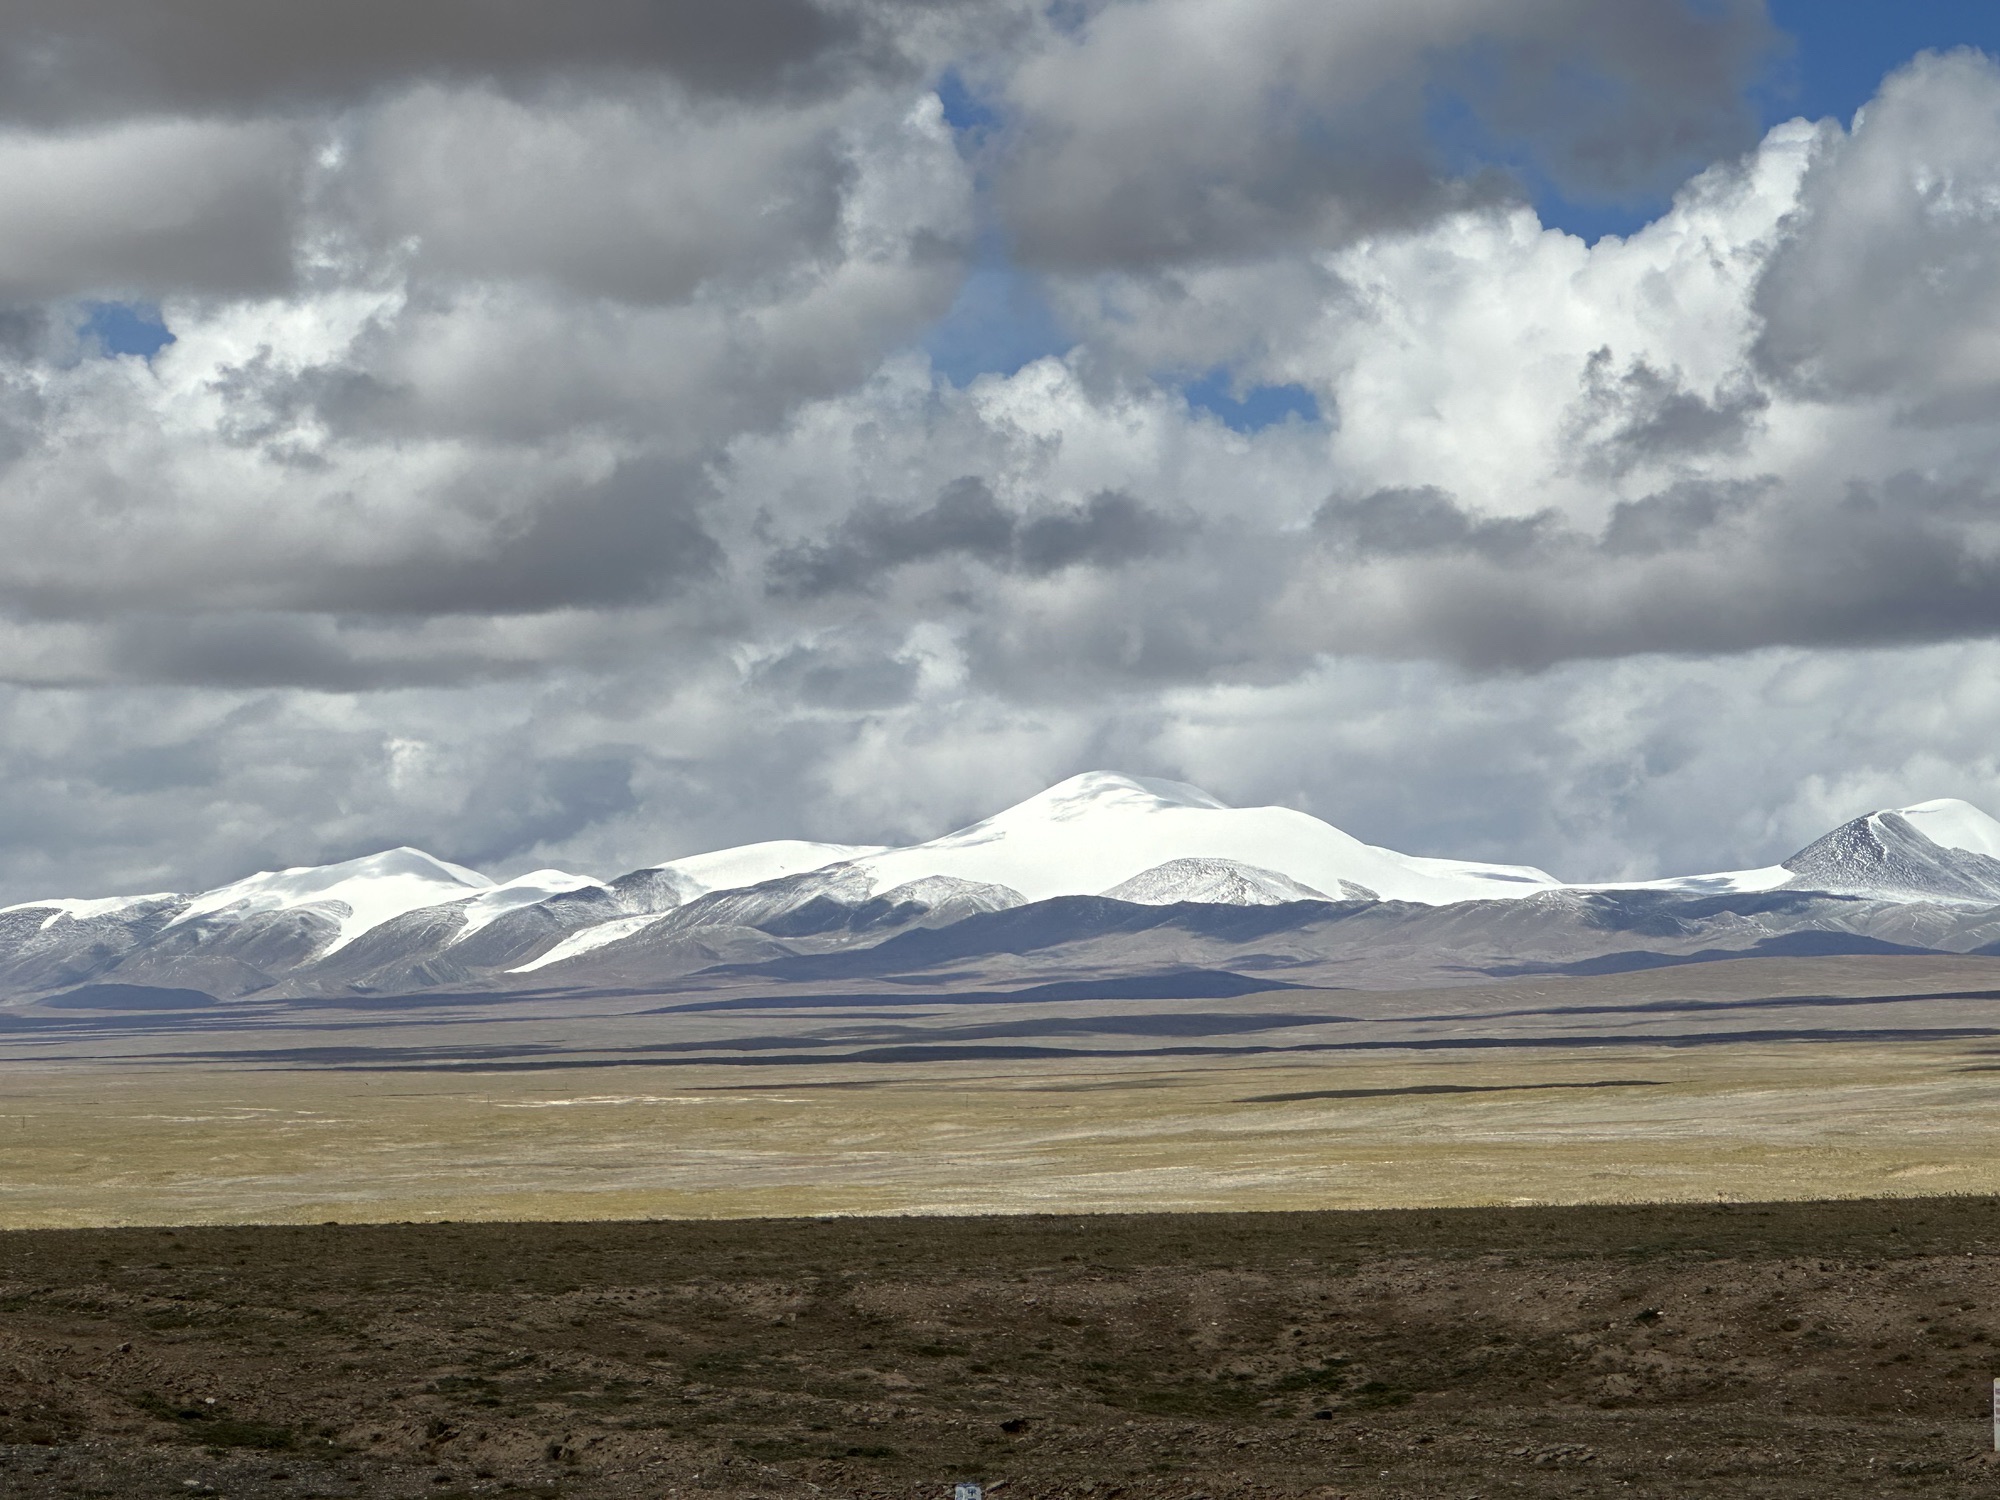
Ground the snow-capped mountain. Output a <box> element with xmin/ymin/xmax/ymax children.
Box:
<box><xmin>811</xmin><ymin>773</ymin><xmax>1561</xmax><ymax>905</ymax></box>
<box><xmin>1778</xmin><ymin>799</ymin><xmax>2000</xmax><ymax>903</ymax></box>
<box><xmin>167</xmin><ymin>847</ymin><xmax>494</xmax><ymax>953</ymax></box>
<box><xmin>1573</xmin><ymin>798</ymin><xmax>2000</xmax><ymax>904</ymax></box>
<box><xmin>9</xmin><ymin>775</ymin><xmax>2000</xmax><ymax>1004</ymax></box>
<box><xmin>496</xmin><ymin>771</ymin><xmax>1558</xmax><ymax>978</ymax></box>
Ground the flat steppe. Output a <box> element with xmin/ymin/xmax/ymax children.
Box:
<box><xmin>9</xmin><ymin>955</ymin><xmax>2000</xmax><ymax>1225</ymax></box>
<box><xmin>5</xmin><ymin>1036</ymin><xmax>2000</xmax><ymax>1225</ymax></box>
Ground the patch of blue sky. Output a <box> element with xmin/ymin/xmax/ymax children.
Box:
<box><xmin>81</xmin><ymin>301</ymin><xmax>174</xmax><ymax>359</ymax></box>
<box><xmin>924</xmin><ymin>70</ymin><xmax>1073</xmax><ymax>386</ymax></box>
<box><xmin>922</xmin><ymin>257</ymin><xmax>1072</xmax><ymax>387</ymax></box>
<box><xmin>935</xmin><ymin>67</ymin><xmax>1002</xmax><ymax>138</ymax></box>
<box><xmin>1761</xmin><ymin>0</ymin><xmax>2000</xmax><ymax>129</ymax></box>
<box><xmin>1182</xmin><ymin>369</ymin><xmax>1320</xmax><ymax>433</ymax></box>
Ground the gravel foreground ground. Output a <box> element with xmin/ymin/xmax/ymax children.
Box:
<box><xmin>5</xmin><ymin>1200</ymin><xmax>2000</xmax><ymax>1498</ymax></box>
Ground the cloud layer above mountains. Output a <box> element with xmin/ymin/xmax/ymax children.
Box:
<box><xmin>2</xmin><ymin>1</ymin><xmax>1999</xmax><ymax>900</ymax></box>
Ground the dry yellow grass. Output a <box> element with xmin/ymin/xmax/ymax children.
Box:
<box><xmin>6</xmin><ymin>1036</ymin><xmax>2000</xmax><ymax>1226</ymax></box>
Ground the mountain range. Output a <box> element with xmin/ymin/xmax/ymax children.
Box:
<box><xmin>8</xmin><ymin>772</ymin><xmax>2000</xmax><ymax>1010</ymax></box>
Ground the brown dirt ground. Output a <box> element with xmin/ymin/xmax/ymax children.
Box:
<box><xmin>7</xmin><ymin>1202</ymin><xmax>2000</xmax><ymax>1498</ymax></box>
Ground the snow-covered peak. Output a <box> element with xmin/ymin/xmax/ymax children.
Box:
<box><xmin>171</xmin><ymin>847</ymin><xmax>494</xmax><ymax>952</ymax></box>
<box><xmin>826</xmin><ymin>770</ymin><xmax>1559</xmax><ymax>905</ymax></box>
<box><xmin>1774</xmin><ymin>796</ymin><xmax>2000</xmax><ymax>904</ymax></box>
<box><xmin>452</xmin><ymin>868</ymin><xmax>606</xmax><ymax>941</ymax></box>
<box><xmin>1566</xmin><ymin>797</ymin><xmax>2000</xmax><ymax>901</ymax></box>
<box><xmin>990</xmin><ymin>772</ymin><xmax>1231</xmax><ymax>824</ymax></box>
<box><xmin>1889</xmin><ymin>798</ymin><xmax>2000</xmax><ymax>858</ymax></box>
<box><xmin>643</xmin><ymin>838</ymin><xmax>889</xmax><ymax>899</ymax></box>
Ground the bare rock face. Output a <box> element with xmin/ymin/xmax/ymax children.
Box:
<box><xmin>1100</xmin><ymin>857</ymin><xmax>1344</xmax><ymax>905</ymax></box>
<box><xmin>0</xmin><ymin>896</ymin><xmax>190</xmax><ymax>996</ymax></box>
<box><xmin>845</xmin><ymin>876</ymin><xmax>1027</xmax><ymax>931</ymax></box>
<box><xmin>1782</xmin><ymin>811</ymin><xmax>2000</xmax><ymax>903</ymax></box>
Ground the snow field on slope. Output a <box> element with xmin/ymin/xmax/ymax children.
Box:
<box><xmin>644</xmin><ymin>839</ymin><xmax>892</xmax><ymax>896</ymax></box>
<box><xmin>450</xmin><ymin>870</ymin><xmax>608</xmax><ymax>942</ymax></box>
<box><xmin>1891</xmin><ymin>799</ymin><xmax>2000</xmax><ymax>858</ymax></box>
<box><xmin>0</xmin><ymin>893</ymin><xmax>181</xmax><ymax>929</ymax></box>
<box><xmin>510</xmin><ymin>913</ymin><xmax>664</xmax><ymax>973</ymax></box>
<box><xmin>1567</xmin><ymin>866</ymin><xmax>1794</xmax><ymax>896</ymax></box>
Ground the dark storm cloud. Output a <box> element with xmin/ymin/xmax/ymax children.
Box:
<box><xmin>1753</xmin><ymin>51</ymin><xmax>2000</xmax><ymax>424</ymax></box>
<box><xmin>1314</xmin><ymin>486</ymin><xmax>1560</xmax><ymax>560</ymax></box>
<box><xmin>1598</xmin><ymin>482</ymin><xmax>1761</xmax><ymax>558</ymax></box>
<box><xmin>1285</xmin><ymin>474</ymin><xmax>2000</xmax><ymax>673</ymax></box>
<box><xmin>995</xmin><ymin>0</ymin><xmax>1776</xmax><ymax>269</ymax></box>
<box><xmin>1016</xmin><ymin>490</ymin><xmax>1181</xmax><ymax>573</ymax></box>
<box><xmin>0</xmin><ymin>3</ymin><xmax>971</xmax><ymax>301</ymax></box>
<box><xmin>303</xmin><ymin>462</ymin><xmax>726</xmax><ymax>619</ymax></box>
<box><xmin>71</xmin><ymin>463</ymin><xmax>2000</xmax><ymax>699</ymax></box>
<box><xmin>750</xmin><ymin>641</ymin><xmax>922</xmax><ymax>709</ymax></box>
<box><xmin>92</xmin><ymin>614</ymin><xmax>548</xmax><ymax>691</ymax></box>
<box><xmin>94</xmin><ymin>740</ymin><xmax>220</xmax><ymax>796</ymax></box>
<box><xmin>0</xmin><ymin>0</ymin><xmax>887</xmax><ymax>123</ymax></box>
<box><xmin>0</xmin><ymin>454</ymin><xmax>724</xmax><ymax>634</ymax></box>
<box><xmin>334</xmin><ymin>84</ymin><xmax>861</xmax><ymax>306</ymax></box>
<box><xmin>770</xmin><ymin>477</ymin><xmax>1015</xmax><ymax>595</ymax></box>
<box><xmin>450</xmin><ymin>748</ymin><xmax>643</xmax><ymax>867</ymax></box>
<box><xmin>0</xmin><ymin>306</ymin><xmax>48</xmax><ymax>352</ymax></box>
<box><xmin>1566</xmin><ymin>348</ymin><xmax>1769</xmax><ymax>476</ymax></box>
<box><xmin>0</xmin><ymin>8</ymin><xmax>982</xmax><ymax>305</ymax></box>
<box><xmin>910</xmin><ymin>469</ymin><xmax>2000</xmax><ymax>700</ymax></box>
<box><xmin>940</xmin><ymin>513</ymin><xmax>1326</xmax><ymax>701</ymax></box>
<box><xmin>768</xmin><ymin>480</ymin><xmax>1184</xmax><ymax>596</ymax></box>
<box><xmin>1438</xmin><ymin>0</ymin><xmax>1776</xmax><ymax>202</ymax></box>
<box><xmin>0</xmin><ymin>118</ymin><xmax>299</xmax><ymax>299</ymax></box>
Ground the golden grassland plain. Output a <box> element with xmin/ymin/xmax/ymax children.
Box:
<box><xmin>7</xmin><ymin>1036</ymin><xmax>2000</xmax><ymax>1227</ymax></box>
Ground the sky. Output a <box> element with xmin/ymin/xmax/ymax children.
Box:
<box><xmin>4</xmin><ymin>0</ymin><xmax>2000</xmax><ymax>900</ymax></box>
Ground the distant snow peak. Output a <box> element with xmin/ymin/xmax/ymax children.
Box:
<box><xmin>1015</xmin><ymin>771</ymin><xmax>1231</xmax><ymax>819</ymax></box>
<box><xmin>170</xmin><ymin>845</ymin><xmax>494</xmax><ymax>952</ymax></box>
<box><xmin>1101</xmin><ymin>857</ymin><xmax>1336</xmax><ymax>906</ymax></box>
<box><xmin>1781</xmin><ymin>803</ymin><xmax>2000</xmax><ymax>904</ymax></box>
<box><xmin>836</xmin><ymin>769</ymin><xmax>1557</xmax><ymax>906</ymax></box>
